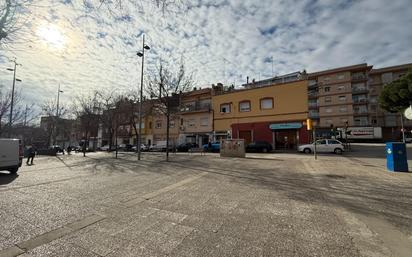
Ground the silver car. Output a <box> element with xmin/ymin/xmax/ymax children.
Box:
<box><xmin>298</xmin><ymin>139</ymin><xmax>344</xmax><ymax>154</ymax></box>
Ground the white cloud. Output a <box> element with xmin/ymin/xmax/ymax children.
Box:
<box><xmin>0</xmin><ymin>0</ymin><xmax>411</xmax><ymax>117</ymax></box>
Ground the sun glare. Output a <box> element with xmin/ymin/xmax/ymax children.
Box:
<box><xmin>37</xmin><ymin>24</ymin><xmax>65</xmax><ymax>50</ymax></box>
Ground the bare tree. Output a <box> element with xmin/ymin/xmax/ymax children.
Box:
<box><xmin>96</xmin><ymin>90</ymin><xmax>119</xmax><ymax>150</ymax></box>
<box><xmin>40</xmin><ymin>99</ymin><xmax>68</xmax><ymax>146</ymax></box>
<box><xmin>0</xmin><ymin>85</ymin><xmax>32</xmax><ymax>136</ymax></box>
<box><xmin>73</xmin><ymin>92</ymin><xmax>102</xmax><ymax>157</ymax></box>
<box><xmin>147</xmin><ymin>61</ymin><xmax>193</xmax><ymax>161</ymax></box>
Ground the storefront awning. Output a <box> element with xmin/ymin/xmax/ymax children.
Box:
<box><xmin>269</xmin><ymin>122</ymin><xmax>302</xmax><ymax>130</ymax></box>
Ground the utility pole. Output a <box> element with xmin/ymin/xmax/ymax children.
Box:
<box><xmin>56</xmin><ymin>84</ymin><xmax>63</xmax><ymax>117</ymax></box>
<box><xmin>23</xmin><ymin>104</ymin><xmax>29</xmax><ymax>126</ymax></box>
<box><xmin>271</xmin><ymin>56</ymin><xmax>274</xmax><ymax>77</ymax></box>
<box><xmin>136</xmin><ymin>34</ymin><xmax>150</xmax><ymax>160</ymax></box>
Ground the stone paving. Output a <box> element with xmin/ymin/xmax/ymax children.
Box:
<box><xmin>1</xmin><ymin>149</ymin><xmax>412</xmax><ymax>257</ymax></box>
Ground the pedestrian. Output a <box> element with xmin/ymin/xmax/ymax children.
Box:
<box><xmin>208</xmin><ymin>141</ymin><xmax>212</xmax><ymax>152</ymax></box>
<box><xmin>26</xmin><ymin>145</ymin><xmax>36</xmax><ymax>165</ymax></box>
<box><xmin>67</xmin><ymin>146</ymin><xmax>72</xmax><ymax>155</ymax></box>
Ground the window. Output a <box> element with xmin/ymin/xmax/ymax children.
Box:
<box><xmin>339</xmin><ymin>96</ymin><xmax>346</xmax><ymax>101</ymax></box>
<box><xmin>180</xmin><ymin>118</ymin><xmax>184</xmax><ymax>126</ymax></box>
<box><xmin>149</xmin><ymin>122</ymin><xmax>152</xmax><ymax>129</ymax></box>
<box><xmin>317</xmin><ymin>139</ymin><xmax>327</xmax><ymax>145</ymax></box>
<box><xmin>329</xmin><ymin>140</ymin><xmax>340</xmax><ymax>144</ymax></box>
<box><xmin>325</xmin><ymin>97</ymin><xmax>332</xmax><ymax>103</ymax></box>
<box><xmin>239</xmin><ymin>101</ymin><xmax>251</xmax><ymax>112</ymax></box>
<box><xmin>200</xmin><ymin>117</ymin><xmax>209</xmax><ymax>126</ymax></box>
<box><xmin>326</xmin><ymin>108</ymin><xmax>333</xmax><ymax>113</ymax></box>
<box><xmin>339</xmin><ymin>106</ymin><xmax>347</xmax><ymax>113</ymax></box>
<box><xmin>369</xmin><ymin>96</ymin><xmax>377</xmax><ymax>103</ymax></box>
<box><xmin>372</xmin><ymin>119</ymin><xmax>377</xmax><ymax>124</ymax></box>
<box><xmin>220</xmin><ymin>103</ymin><xmax>231</xmax><ymax>113</ymax></box>
<box><xmin>325</xmin><ymin>119</ymin><xmax>333</xmax><ymax>125</ymax></box>
<box><xmin>155</xmin><ymin>121</ymin><xmax>162</xmax><ymax>129</ymax></box>
<box><xmin>323</xmin><ymin>77</ymin><xmax>330</xmax><ymax>82</ymax></box>
<box><xmin>188</xmin><ymin>119</ymin><xmax>195</xmax><ymax>127</ymax></box>
<box><xmin>169</xmin><ymin>120</ymin><xmax>175</xmax><ymax>128</ymax></box>
<box><xmin>260</xmin><ymin>98</ymin><xmax>274</xmax><ymax>109</ymax></box>
<box><xmin>324</xmin><ymin>87</ymin><xmax>331</xmax><ymax>92</ymax></box>
<box><xmin>340</xmin><ymin>118</ymin><xmax>348</xmax><ymax>124</ymax></box>
<box><xmin>337</xmin><ymin>85</ymin><xmax>345</xmax><ymax>91</ymax></box>
<box><xmin>337</xmin><ymin>74</ymin><xmax>345</xmax><ymax>80</ymax></box>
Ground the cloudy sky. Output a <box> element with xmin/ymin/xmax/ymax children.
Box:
<box><xmin>1</xmin><ymin>0</ymin><xmax>412</xmax><ymax>116</ymax></box>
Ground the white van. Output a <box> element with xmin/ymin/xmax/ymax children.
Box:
<box><xmin>0</xmin><ymin>138</ymin><xmax>23</xmax><ymax>174</ymax></box>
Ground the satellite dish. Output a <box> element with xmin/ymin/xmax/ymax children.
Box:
<box><xmin>404</xmin><ymin>106</ymin><xmax>412</xmax><ymax>120</ymax></box>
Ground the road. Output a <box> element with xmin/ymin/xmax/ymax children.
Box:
<box><xmin>1</xmin><ymin>149</ymin><xmax>412</xmax><ymax>257</ymax></box>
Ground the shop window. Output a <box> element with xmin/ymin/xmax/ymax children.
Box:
<box><xmin>239</xmin><ymin>101</ymin><xmax>251</xmax><ymax>112</ymax></box>
<box><xmin>220</xmin><ymin>103</ymin><xmax>231</xmax><ymax>113</ymax></box>
<box><xmin>260</xmin><ymin>98</ymin><xmax>274</xmax><ymax>109</ymax></box>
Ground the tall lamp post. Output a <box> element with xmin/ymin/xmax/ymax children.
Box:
<box><xmin>56</xmin><ymin>84</ymin><xmax>63</xmax><ymax>117</ymax></box>
<box><xmin>136</xmin><ymin>34</ymin><xmax>150</xmax><ymax>160</ymax></box>
<box><xmin>6</xmin><ymin>59</ymin><xmax>22</xmax><ymax>137</ymax></box>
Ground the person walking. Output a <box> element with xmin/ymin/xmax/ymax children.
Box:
<box><xmin>26</xmin><ymin>145</ymin><xmax>36</xmax><ymax>165</ymax></box>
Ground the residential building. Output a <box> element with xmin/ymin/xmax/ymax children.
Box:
<box><xmin>178</xmin><ymin>88</ymin><xmax>213</xmax><ymax>146</ymax></box>
<box><xmin>308</xmin><ymin>63</ymin><xmax>373</xmax><ymax>132</ymax></box>
<box><xmin>242</xmin><ymin>71</ymin><xmax>304</xmax><ymax>88</ymax></box>
<box><xmin>212</xmin><ymin>80</ymin><xmax>309</xmax><ymax>150</ymax></box>
<box><xmin>369</xmin><ymin>63</ymin><xmax>412</xmax><ymax>139</ymax></box>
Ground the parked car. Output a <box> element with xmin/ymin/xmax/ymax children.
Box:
<box><xmin>202</xmin><ymin>142</ymin><xmax>220</xmax><ymax>152</ymax></box>
<box><xmin>118</xmin><ymin>144</ymin><xmax>133</xmax><ymax>151</ymax></box>
<box><xmin>246</xmin><ymin>141</ymin><xmax>273</xmax><ymax>153</ymax></box>
<box><xmin>99</xmin><ymin>145</ymin><xmax>110</xmax><ymax>151</ymax></box>
<box><xmin>131</xmin><ymin>144</ymin><xmax>149</xmax><ymax>151</ymax></box>
<box><xmin>298</xmin><ymin>139</ymin><xmax>344</xmax><ymax>154</ymax></box>
<box><xmin>50</xmin><ymin>145</ymin><xmax>64</xmax><ymax>154</ymax></box>
<box><xmin>176</xmin><ymin>142</ymin><xmax>199</xmax><ymax>152</ymax></box>
<box><xmin>0</xmin><ymin>139</ymin><xmax>23</xmax><ymax>174</ymax></box>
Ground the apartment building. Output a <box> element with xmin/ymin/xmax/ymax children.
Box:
<box><xmin>178</xmin><ymin>88</ymin><xmax>213</xmax><ymax>146</ymax></box>
<box><xmin>369</xmin><ymin>63</ymin><xmax>412</xmax><ymax>139</ymax></box>
<box><xmin>212</xmin><ymin>80</ymin><xmax>309</xmax><ymax>150</ymax></box>
<box><xmin>308</xmin><ymin>64</ymin><xmax>373</xmax><ymax>131</ymax></box>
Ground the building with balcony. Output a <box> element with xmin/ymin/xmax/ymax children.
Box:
<box><xmin>178</xmin><ymin>88</ymin><xmax>213</xmax><ymax>146</ymax></box>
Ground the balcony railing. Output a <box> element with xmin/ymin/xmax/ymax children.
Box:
<box><xmin>308</xmin><ymin>91</ymin><xmax>318</xmax><ymax>98</ymax></box>
<box><xmin>180</xmin><ymin>102</ymin><xmax>211</xmax><ymax>113</ymax></box>
<box><xmin>309</xmin><ymin>112</ymin><xmax>320</xmax><ymax>118</ymax></box>
<box><xmin>308</xmin><ymin>103</ymin><xmax>319</xmax><ymax>108</ymax></box>
<box><xmin>353</xmin><ymin>109</ymin><xmax>369</xmax><ymax>115</ymax></box>
<box><xmin>308</xmin><ymin>81</ymin><xmax>318</xmax><ymax>88</ymax></box>
<box><xmin>352</xmin><ymin>74</ymin><xmax>367</xmax><ymax>81</ymax></box>
<box><xmin>352</xmin><ymin>99</ymin><xmax>368</xmax><ymax>105</ymax></box>
<box><xmin>352</xmin><ymin>87</ymin><xmax>369</xmax><ymax>94</ymax></box>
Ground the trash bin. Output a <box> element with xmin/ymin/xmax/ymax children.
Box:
<box><xmin>386</xmin><ymin>142</ymin><xmax>408</xmax><ymax>172</ymax></box>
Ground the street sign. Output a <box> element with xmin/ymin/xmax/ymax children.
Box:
<box><xmin>404</xmin><ymin>106</ymin><xmax>412</xmax><ymax>120</ymax></box>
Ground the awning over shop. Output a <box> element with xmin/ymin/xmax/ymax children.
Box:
<box><xmin>269</xmin><ymin>122</ymin><xmax>302</xmax><ymax>130</ymax></box>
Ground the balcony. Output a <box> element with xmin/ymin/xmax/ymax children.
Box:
<box><xmin>352</xmin><ymin>98</ymin><xmax>368</xmax><ymax>105</ymax></box>
<box><xmin>309</xmin><ymin>112</ymin><xmax>320</xmax><ymax>119</ymax></box>
<box><xmin>352</xmin><ymin>87</ymin><xmax>369</xmax><ymax>94</ymax></box>
<box><xmin>180</xmin><ymin>102</ymin><xmax>211</xmax><ymax>113</ymax></box>
<box><xmin>308</xmin><ymin>103</ymin><xmax>319</xmax><ymax>109</ymax></box>
<box><xmin>308</xmin><ymin>91</ymin><xmax>318</xmax><ymax>98</ymax></box>
<box><xmin>308</xmin><ymin>81</ymin><xmax>318</xmax><ymax>88</ymax></box>
<box><xmin>353</xmin><ymin>109</ymin><xmax>369</xmax><ymax>116</ymax></box>
<box><xmin>352</xmin><ymin>74</ymin><xmax>367</xmax><ymax>82</ymax></box>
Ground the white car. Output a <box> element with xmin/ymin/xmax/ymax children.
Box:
<box><xmin>100</xmin><ymin>145</ymin><xmax>110</xmax><ymax>151</ymax></box>
<box><xmin>298</xmin><ymin>139</ymin><xmax>345</xmax><ymax>154</ymax></box>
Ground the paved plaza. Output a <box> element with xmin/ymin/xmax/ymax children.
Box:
<box><xmin>1</xmin><ymin>145</ymin><xmax>412</xmax><ymax>257</ymax></box>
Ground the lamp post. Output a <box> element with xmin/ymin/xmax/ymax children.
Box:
<box><xmin>56</xmin><ymin>84</ymin><xmax>63</xmax><ymax>117</ymax></box>
<box><xmin>6</xmin><ymin>59</ymin><xmax>22</xmax><ymax>137</ymax></box>
<box><xmin>136</xmin><ymin>34</ymin><xmax>150</xmax><ymax>160</ymax></box>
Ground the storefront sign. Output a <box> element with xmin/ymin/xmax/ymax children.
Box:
<box><xmin>269</xmin><ymin>123</ymin><xmax>303</xmax><ymax>130</ymax></box>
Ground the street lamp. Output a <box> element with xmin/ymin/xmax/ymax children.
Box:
<box><xmin>6</xmin><ymin>59</ymin><xmax>22</xmax><ymax>137</ymax></box>
<box><xmin>56</xmin><ymin>84</ymin><xmax>63</xmax><ymax>117</ymax></box>
<box><xmin>136</xmin><ymin>34</ymin><xmax>150</xmax><ymax>161</ymax></box>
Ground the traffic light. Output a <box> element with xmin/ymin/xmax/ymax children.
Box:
<box><xmin>306</xmin><ymin>119</ymin><xmax>313</xmax><ymax>130</ymax></box>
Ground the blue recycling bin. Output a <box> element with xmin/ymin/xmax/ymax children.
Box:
<box><xmin>386</xmin><ymin>142</ymin><xmax>409</xmax><ymax>172</ymax></box>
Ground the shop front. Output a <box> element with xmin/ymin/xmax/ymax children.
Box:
<box><xmin>231</xmin><ymin>121</ymin><xmax>309</xmax><ymax>150</ymax></box>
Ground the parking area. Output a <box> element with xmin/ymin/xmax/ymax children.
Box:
<box><xmin>1</xmin><ymin>146</ymin><xmax>412</xmax><ymax>257</ymax></box>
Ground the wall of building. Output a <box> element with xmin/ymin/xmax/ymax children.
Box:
<box><xmin>212</xmin><ymin>80</ymin><xmax>308</xmax><ymax>133</ymax></box>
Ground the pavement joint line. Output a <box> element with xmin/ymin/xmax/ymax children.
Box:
<box><xmin>0</xmin><ymin>214</ymin><xmax>105</xmax><ymax>257</ymax></box>
<box><xmin>121</xmin><ymin>172</ymin><xmax>208</xmax><ymax>203</ymax></box>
